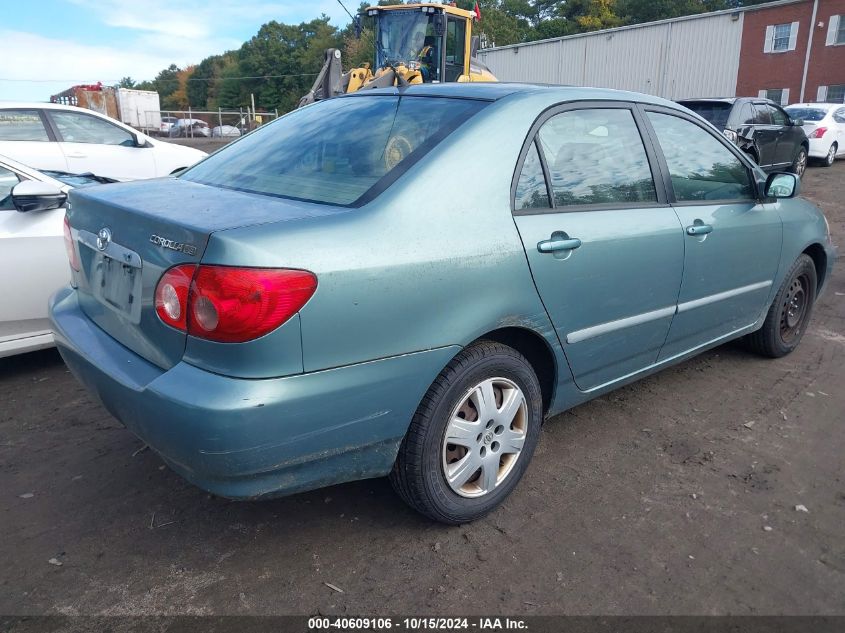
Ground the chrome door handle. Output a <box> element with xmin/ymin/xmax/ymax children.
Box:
<box><xmin>537</xmin><ymin>237</ymin><xmax>582</xmax><ymax>253</ymax></box>
<box><xmin>686</xmin><ymin>224</ymin><xmax>713</xmax><ymax>236</ymax></box>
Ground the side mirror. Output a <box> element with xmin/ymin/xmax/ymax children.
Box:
<box><xmin>765</xmin><ymin>172</ymin><xmax>800</xmax><ymax>199</ymax></box>
<box><xmin>131</xmin><ymin>131</ymin><xmax>148</xmax><ymax>147</ymax></box>
<box><xmin>791</xmin><ymin>118</ymin><xmax>804</xmax><ymax>126</ymax></box>
<box><xmin>470</xmin><ymin>35</ymin><xmax>480</xmax><ymax>58</ymax></box>
<box><xmin>12</xmin><ymin>180</ymin><xmax>67</xmax><ymax>213</ymax></box>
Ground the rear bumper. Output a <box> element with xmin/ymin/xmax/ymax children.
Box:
<box><xmin>49</xmin><ymin>286</ymin><xmax>457</xmax><ymax>499</ymax></box>
<box><xmin>807</xmin><ymin>137</ymin><xmax>834</xmax><ymax>159</ymax></box>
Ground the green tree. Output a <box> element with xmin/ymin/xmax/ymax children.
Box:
<box><xmin>118</xmin><ymin>76</ymin><xmax>136</xmax><ymax>88</ymax></box>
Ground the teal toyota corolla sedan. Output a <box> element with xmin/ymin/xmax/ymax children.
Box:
<box><xmin>50</xmin><ymin>84</ymin><xmax>835</xmax><ymax>524</ymax></box>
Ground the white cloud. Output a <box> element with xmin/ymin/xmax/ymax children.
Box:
<box><xmin>0</xmin><ymin>1</ymin><xmax>353</xmax><ymax>101</ymax></box>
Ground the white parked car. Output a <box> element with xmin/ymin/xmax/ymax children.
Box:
<box><xmin>785</xmin><ymin>103</ymin><xmax>845</xmax><ymax>167</ymax></box>
<box><xmin>0</xmin><ymin>103</ymin><xmax>207</xmax><ymax>182</ymax></box>
<box><xmin>0</xmin><ymin>154</ymin><xmax>115</xmax><ymax>357</ymax></box>
<box><xmin>169</xmin><ymin>118</ymin><xmax>211</xmax><ymax>138</ymax></box>
<box><xmin>159</xmin><ymin>115</ymin><xmax>179</xmax><ymax>136</ymax></box>
<box><xmin>211</xmin><ymin>125</ymin><xmax>241</xmax><ymax>138</ymax></box>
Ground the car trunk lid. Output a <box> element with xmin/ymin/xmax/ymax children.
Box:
<box><xmin>67</xmin><ymin>178</ymin><xmax>340</xmax><ymax>369</ymax></box>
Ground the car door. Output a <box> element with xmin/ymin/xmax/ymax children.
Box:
<box><xmin>642</xmin><ymin>108</ymin><xmax>783</xmax><ymax>361</ymax></box>
<box><xmin>770</xmin><ymin>103</ymin><xmax>800</xmax><ymax>166</ymax></box>
<box><xmin>0</xmin><ymin>109</ymin><xmax>68</xmax><ymax>172</ymax></box>
<box><xmin>511</xmin><ymin>103</ymin><xmax>684</xmax><ymax>392</ymax></box>
<box><xmin>46</xmin><ymin>109</ymin><xmax>156</xmax><ymax>181</ymax></box>
<box><xmin>750</xmin><ymin>103</ymin><xmax>780</xmax><ymax>169</ymax></box>
<box><xmin>0</xmin><ymin>165</ymin><xmax>69</xmax><ymax>346</ymax></box>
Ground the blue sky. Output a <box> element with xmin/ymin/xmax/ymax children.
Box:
<box><xmin>0</xmin><ymin>0</ymin><xmax>352</xmax><ymax>101</ymax></box>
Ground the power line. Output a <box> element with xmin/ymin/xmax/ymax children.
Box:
<box><xmin>335</xmin><ymin>0</ymin><xmax>356</xmax><ymax>21</ymax></box>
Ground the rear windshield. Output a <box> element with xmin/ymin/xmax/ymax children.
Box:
<box><xmin>181</xmin><ymin>95</ymin><xmax>487</xmax><ymax>206</ymax></box>
<box><xmin>679</xmin><ymin>101</ymin><xmax>733</xmax><ymax>130</ymax></box>
<box><xmin>784</xmin><ymin>107</ymin><xmax>827</xmax><ymax>122</ymax></box>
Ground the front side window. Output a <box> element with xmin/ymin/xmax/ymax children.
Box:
<box><xmin>773</xmin><ymin>23</ymin><xmax>792</xmax><ymax>51</ymax></box>
<box><xmin>0</xmin><ymin>166</ymin><xmax>21</xmax><ymax>210</ymax></box>
<box><xmin>376</xmin><ymin>9</ymin><xmax>441</xmax><ymax>83</ymax></box>
<box><xmin>50</xmin><ymin>111</ymin><xmax>135</xmax><ymax>146</ymax></box>
<box><xmin>0</xmin><ymin>110</ymin><xmax>50</xmax><ymax>142</ymax></box>
<box><xmin>834</xmin><ymin>108</ymin><xmax>845</xmax><ymax>123</ymax></box>
<box><xmin>182</xmin><ymin>95</ymin><xmax>487</xmax><ymax>206</ymax></box>
<box><xmin>769</xmin><ymin>105</ymin><xmax>789</xmax><ymax>126</ymax></box>
<box><xmin>514</xmin><ymin>142</ymin><xmax>550</xmax><ymax>210</ymax></box>
<box><xmin>647</xmin><ymin>112</ymin><xmax>755</xmax><ymax>202</ymax></box>
<box><xmin>536</xmin><ymin>108</ymin><xmax>656</xmax><ymax>207</ymax></box>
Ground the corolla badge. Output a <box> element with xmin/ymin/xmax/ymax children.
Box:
<box><xmin>150</xmin><ymin>234</ymin><xmax>197</xmax><ymax>256</ymax></box>
<box><xmin>96</xmin><ymin>227</ymin><xmax>112</xmax><ymax>251</ymax></box>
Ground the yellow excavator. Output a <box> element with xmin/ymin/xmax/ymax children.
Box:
<box><xmin>299</xmin><ymin>3</ymin><xmax>497</xmax><ymax>107</ymax></box>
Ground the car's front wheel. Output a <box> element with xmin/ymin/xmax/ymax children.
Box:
<box><xmin>745</xmin><ymin>254</ymin><xmax>817</xmax><ymax>358</ymax></box>
<box><xmin>790</xmin><ymin>146</ymin><xmax>808</xmax><ymax>177</ymax></box>
<box><xmin>390</xmin><ymin>341</ymin><xmax>543</xmax><ymax>524</ymax></box>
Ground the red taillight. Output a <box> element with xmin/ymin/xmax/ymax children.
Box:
<box><xmin>63</xmin><ymin>216</ymin><xmax>80</xmax><ymax>272</ymax></box>
<box><xmin>154</xmin><ymin>265</ymin><xmax>317</xmax><ymax>343</ymax></box>
<box><xmin>154</xmin><ymin>264</ymin><xmax>195</xmax><ymax>332</ymax></box>
<box><xmin>809</xmin><ymin>127</ymin><xmax>828</xmax><ymax>139</ymax></box>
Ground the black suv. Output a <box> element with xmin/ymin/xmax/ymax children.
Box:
<box><xmin>677</xmin><ymin>97</ymin><xmax>809</xmax><ymax>177</ymax></box>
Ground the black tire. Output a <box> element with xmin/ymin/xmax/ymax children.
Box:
<box><xmin>745</xmin><ymin>254</ymin><xmax>817</xmax><ymax>358</ymax></box>
<box><xmin>390</xmin><ymin>340</ymin><xmax>543</xmax><ymax>524</ymax></box>
<box><xmin>822</xmin><ymin>143</ymin><xmax>837</xmax><ymax>167</ymax></box>
<box><xmin>789</xmin><ymin>146</ymin><xmax>808</xmax><ymax>178</ymax></box>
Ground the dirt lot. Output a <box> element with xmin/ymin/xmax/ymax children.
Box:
<box><xmin>1</xmin><ymin>163</ymin><xmax>843</xmax><ymax>617</ymax></box>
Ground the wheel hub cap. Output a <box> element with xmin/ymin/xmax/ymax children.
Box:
<box><xmin>442</xmin><ymin>377</ymin><xmax>528</xmax><ymax>498</ymax></box>
<box><xmin>780</xmin><ymin>275</ymin><xmax>809</xmax><ymax>343</ymax></box>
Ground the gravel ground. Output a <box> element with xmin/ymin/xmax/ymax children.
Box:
<box><xmin>1</xmin><ymin>162</ymin><xmax>843</xmax><ymax>616</ymax></box>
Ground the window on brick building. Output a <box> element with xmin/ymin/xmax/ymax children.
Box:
<box><xmin>764</xmin><ymin>22</ymin><xmax>798</xmax><ymax>52</ymax></box>
<box><xmin>826</xmin><ymin>15</ymin><xmax>844</xmax><ymax>45</ymax></box>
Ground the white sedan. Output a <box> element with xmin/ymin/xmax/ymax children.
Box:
<box><xmin>785</xmin><ymin>103</ymin><xmax>845</xmax><ymax>167</ymax></box>
<box><xmin>0</xmin><ymin>102</ymin><xmax>207</xmax><ymax>182</ymax></box>
<box><xmin>0</xmin><ymin>155</ymin><xmax>115</xmax><ymax>357</ymax></box>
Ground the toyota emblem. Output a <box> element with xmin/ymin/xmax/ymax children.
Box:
<box><xmin>96</xmin><ymin>227</ymin><xmax>112</xmax><ymax>251</ymax></box>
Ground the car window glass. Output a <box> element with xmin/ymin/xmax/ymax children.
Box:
<box><xmin>182</xmin><ymin>96</ymin><xmax>487</xmax><ymax>206</ymax></box>
<box><xmin>647</xmin><ymin>112</ymin><xmax>755</xmax><ymax>202</ymax></box>
<box><xmin>785</xmin><ymin>107</ymin><xmax>827</xmax><ymax>122</ymax></box>
<box><xmin>769</xmin><ymin>105</ymin><xmax>788</xmax><ymax>126</ymax></box>
<box><xmin>753</xmin><ymin>105</ymin><xmax>772</xmax><ymax>125</ymax></box>
<box><xmin>536</xmin><ymin>108</ymin><xmax>656</xmax><ymax>207</ymax></box>
<box><xmin>50</xmin><ymin>111</ymin><xmax>135</xmax><ymax>146</ymax></box>
<box><xmin>0</xmin><ymin>166</ymin><xmax>21</xmax><ymax>210</ymax></box>
<box><xmin>739</xmin><ymin>103</ymin><xmax>754</xmax><ymax>125</ymax></box>
<box><xmin>514</xmin><ymin>141</ymin><xmax>550</xmax><ymax>210</ymax></box>
<box><xmin>0</xmin><ymin>110</ymin><xmax>50</xmax><ymax>142</ymax></box>
<box><xmin>835</xmin><ymin>109</ymin><xmax>845</xmax><ymax>123</ymax></box>
<box><xmin>678</xmin><ymin>101</ymin><xmax>733</xmax><ymax>129</ymax></box>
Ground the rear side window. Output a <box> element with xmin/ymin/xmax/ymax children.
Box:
<box><xmin>536</xmin><ymin>108</ymin><xmax>656</xmax><ymax>207</ymax></box>
<box><xmin>738</xmin><ymin>103</ymin><xmax>755</xmax><ymax>125</ymax></box>
<box><xmin>182</xmin><ymin>96</ymin><xmax>487</xmax><ymax>206</ymax></box>
<box><xmin>647</xmin><ymin>112</ymin><xmax>755</xmax><ymax>202</ymax></box>
<box><xmin>753</xmin><ymin>105</ymin><xmax>772</xmax><ymax>125</ymax></box>
<box><xmin>0</xmin><ymin>110</ymin><xmax>50</xmax><ymax>142</ymax></box>
<box><xmin>514</xmin><ymin>142</ymin><xmax>550</xmax><ymax>210</ymax></box>
<box><xmin>679</xmin><ymin>102</ymin><xmax>733</xmax><ymax>130</ymax></box>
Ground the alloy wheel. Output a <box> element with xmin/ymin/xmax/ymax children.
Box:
<box><xmin>826</xmin><ymin>144</ymin><xmax>836</xmax><ymax>166</ymax></box>
<box><xmin>441</xmin><ymin>377</ymin><xmax>528</xmax><ymax>498</ymax></box>
<box><xmin>795</xmin><ymin>150</ymin><xmax>807</xmax><ymax>177</ymax></box>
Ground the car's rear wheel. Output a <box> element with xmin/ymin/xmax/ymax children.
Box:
<box><xmin>745</xmin><ymin>254</ymin><xmax>817</xmax><ymax>358</ymax></box>
<box><xmin>390</xmin><ymin>341</ymin><xmax>542</xmax><ymax>524</ymax></box>
<box><xmin>822</xmin><ymin>143</ymin><xmax>837</xmax><ymax>167</ymax></box>
<box><xmin>790</xmin><ymin>147</ymin><xmax>808</xmax><ymax>177</ymax></box>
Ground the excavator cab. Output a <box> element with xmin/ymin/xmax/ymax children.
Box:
<box><xmin>298</xmin><ymin>3</ymin><xmax>495</xmax><ymax>107</ymax></box>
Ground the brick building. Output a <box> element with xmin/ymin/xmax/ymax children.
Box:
<box><xmin>479</xmin><ymin>0</ymin><xmax>845</xmax><ymax>105</ymax></box>
<box><xmin>737</xmin><ymin>0</ymin><xmax>845</xmax><ymax>104</ymax></box>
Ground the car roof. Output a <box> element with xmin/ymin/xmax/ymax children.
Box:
<box><xmin>342</xmin><ymin>82</ymin><xmax>681</xmax><ymax>108</ymax></box>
